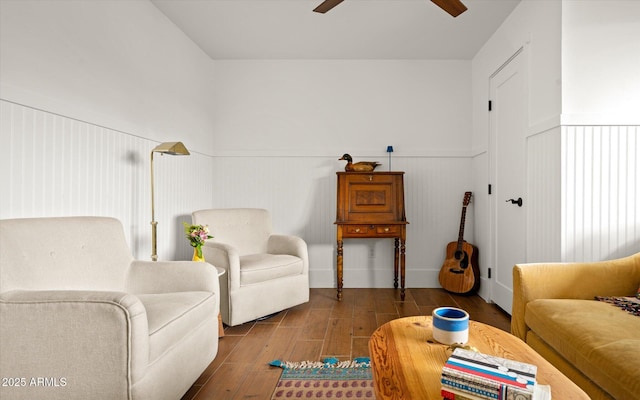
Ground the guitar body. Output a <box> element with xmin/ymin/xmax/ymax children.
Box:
<box><xmin>439</xmin><ymin>240</ymin><xmax>479</xmax><ymax>295</ymax></box>
<box><xmin>438</xmin><ymin>191</ymin><xmax>480</xmax><ymax>295</ymax></box>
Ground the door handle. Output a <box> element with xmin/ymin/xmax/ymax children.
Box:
<box><xmin>506</xmin><ymin>197</ymin><xmax>523</xmax><ymax>207</ymax></box>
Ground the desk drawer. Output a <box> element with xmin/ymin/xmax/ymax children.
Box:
<box><xmin>376</xmin><ymin>225</ymin><xmax>399</xmax><ymax>235</ymax></box>
<box><xmin>346</xmin><ymin>225</ymin><xmax>371</xmax><ymax>235</ymax></box>
<box><xmin>343</xmin><ymin>225</ymin><xmax>400</xmax><ymax>236</ymax></box>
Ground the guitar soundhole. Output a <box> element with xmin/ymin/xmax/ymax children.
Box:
<box><xmin>454</xmin><ymin>250</ymin><xmax>469</xmax><ymax>269</ymax></box>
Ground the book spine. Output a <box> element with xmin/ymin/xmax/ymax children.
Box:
<box><xmin>443</xmin><ymin>368</ymin><xmax>502</xmax><ymax>399</ymax></box>
<box><xmin>504</xmin><ymin>385</ymin><xmax>535</xmax><ymax>400</ymax></box>
<box><xmin>443</xmin><ymin>367</ymin><xmax>502</xmax><ymax>391</ymax></box>
<box><xmin>442</xmin><ymin>387</ymin><xmax>484</xmax><ymax>400</ymax></box>
<box><xmin>441</xmin><ymin>377</ymin><xmax>498</xmax><ymax>400</ymax></box>
<box><xmin>445</xmin><ymin>360</ymin><xmax>534</xmax><ymax>391</ymax></box>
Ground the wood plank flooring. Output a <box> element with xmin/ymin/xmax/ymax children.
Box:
<box><xmin>181</xmin><ymin>288</ymin><xmax>511</xmax><ymax>400</ymax></box>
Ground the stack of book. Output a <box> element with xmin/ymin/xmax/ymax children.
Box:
<box><xmin>440</xmin><ymin>348</ymin><xmax>540</xmax><ymax>400</ymax></box>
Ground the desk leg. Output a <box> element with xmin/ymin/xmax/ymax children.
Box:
<box><xmin>393</xmin><ymin>238</ymin><xmax>399</xmax><ymax>289</ymax></box>
<box><xmin>400</xmin><ymin>237</ymin><xmax>406</xmax><ymax>301</ymax></box>
<box><xmin>337</xmin><ymin>238</ymin><xmax>343</xmax><ymax>301</ymax></box>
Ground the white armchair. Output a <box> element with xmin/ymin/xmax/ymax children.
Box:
<box><xmin>0</xmin><ymin>217</ymin><xmax>219</xmax><ymax>400</ymax></box>
<box><xmin>192</xmin><ymin>208</ymin><xmax>309</xmax><ymax>326</ymax></box>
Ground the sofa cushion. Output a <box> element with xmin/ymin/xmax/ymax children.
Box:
<box><xmin>239</xmin><ymin>254</ymin><xmax>303</xmax><ymax>285</ymax></box>
<box><xmin>137</xmin><ymin>291</ymin><xmax>217</xmax><ymax>363</ymax></box>
<box><xmin>525</xmin><ymin>299</ymin><xmax>640</xmax><ymax>400</ymax></box>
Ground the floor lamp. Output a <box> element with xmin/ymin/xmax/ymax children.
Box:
<box><xmin>150</xmin><ymin>141</ymin><xmax>190</xmax><ymax>261</ymax></box>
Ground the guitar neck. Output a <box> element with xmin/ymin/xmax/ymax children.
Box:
<box><xmin>456</xmin><ymin>205</ymin><xmax>467</xmax><ymax>250</ymax></box>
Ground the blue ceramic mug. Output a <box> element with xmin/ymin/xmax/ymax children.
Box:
<box><xmin>432</xmin><ymin>307</ymin><xmax>469</xmax><ymax>345</ymax></box>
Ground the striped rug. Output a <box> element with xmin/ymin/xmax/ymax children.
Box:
<box><xmin>269</xmin><ymin>358</ymin><xmax>374</xmax><ymax>399</ymax></box>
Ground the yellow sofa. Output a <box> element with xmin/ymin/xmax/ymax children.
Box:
<box><xmin>512</xmin><ymin>252</ymin><xmax>640</xmax><ymax>400</ymax></box>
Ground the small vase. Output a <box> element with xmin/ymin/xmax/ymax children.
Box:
<box><xmin>192</xmin><ymin>246</ymin><xmax>205</xmax><ymax>262</ymax></box>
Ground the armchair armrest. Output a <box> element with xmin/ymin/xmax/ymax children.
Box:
<box><xmin>511</xmin><ymin>252</ymin><xmax>640</xmax><ymax>340</ymax></box>
<box><xmin>201</xmin><ymin>242</ymin><xmax>241</xmax><ymax>290</ymax></box>
<box><xmin>268</xmin><ymin>234</ymin><xmax>309</xmax><ymax>273</ymax></box>
<box><xmin>0</xmin><ymin>290</ymin><xmax>149</xmax><ymax>396</ymax></box>
<box><xmin>126</xmin><ymin>260</ymin><xmax>220</xmax><ymax>294</ymax></box>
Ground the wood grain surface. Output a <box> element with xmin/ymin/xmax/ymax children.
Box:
<box><xmin>368</xmin><ymin>316</ymin><xmax>589</xmax><ymax>400</ymax></box>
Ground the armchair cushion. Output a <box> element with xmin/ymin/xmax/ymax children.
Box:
<box><xmin>138</xmin><ymin>291</ymin><xmax>216</xmax><ymax>363</ymax></box>
<box><xmin>195</xmin><ymin>208</ymin><xmax>271</xmax><ymax>255</ymax></box>
<box><xmin>0</xmin><ymin>217</ymin><xmax>133</xmax><ymax>292</ymax></box>
<box><xmin>240</xmin><ymin>254</ymin><xmax>304</xmax><ymax>285</ymax></box>
<box><xmin>126</xmin><ymin>260</ymin><xmax>220</xmax><ymax>294</ymax></box>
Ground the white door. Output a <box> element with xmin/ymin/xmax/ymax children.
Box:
<box><xmin>489</xmin><ymin>49</ymin><xmax>527</xmax><ymax>314</ymax></box>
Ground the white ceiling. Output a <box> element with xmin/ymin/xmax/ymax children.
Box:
<box><xmin>151</xmin><ymin>0</ymin><xmax>520</xmax><ymax>60</ymax></box>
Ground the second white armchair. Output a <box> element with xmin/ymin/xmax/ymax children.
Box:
<box><xmin>192</xmin><ymin>208</ymin><xmax>310</xmax><ymax>326</ymax></box>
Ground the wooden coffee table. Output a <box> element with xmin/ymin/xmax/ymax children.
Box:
<box><xmin>369</xmin><ymin>316</ymin><xmax>589</xmax><ymax>399</ymax></box>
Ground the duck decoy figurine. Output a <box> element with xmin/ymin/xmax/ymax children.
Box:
<box><xmin>339</xmin><ymin>153</ymin><xmax>381</xmax><ymax>172</ymax></box>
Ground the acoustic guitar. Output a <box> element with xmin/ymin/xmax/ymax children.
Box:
<box><xmin>438</xmin><ymin>191</ymin><xmax>480</xmax><ymax>295</ymax></box>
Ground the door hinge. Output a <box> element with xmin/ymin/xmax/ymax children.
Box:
<box><xmin>488</xmin><ymin>268</ymin><xmax>492</xmax><ymax>279</ymax></box>
<box><xmin>488</xmin><ymin>184</ymin><xmax>492</xmax><ymax>195</ymax></box>
<box><xmin>488</xmin><ymin>100</ymin><xmax>492</xmax><ymax>111</ymax></box>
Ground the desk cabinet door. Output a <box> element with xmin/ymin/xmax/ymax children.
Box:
<box><xmin>336</xmin><ymin>172</ymin><xmax>405</xmax><ymax>223</ymax></box>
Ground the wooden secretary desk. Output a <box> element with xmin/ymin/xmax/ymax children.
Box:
<box><xmin>335</xmin><ymin>171</ymin><xmax>408</xmax><ymax>301</ymax></box>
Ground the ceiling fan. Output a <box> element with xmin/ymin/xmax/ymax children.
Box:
<box><xmin>313</xmin><ymin>0</ymin><xmax>467</xmax><ymax>17</ymax></box>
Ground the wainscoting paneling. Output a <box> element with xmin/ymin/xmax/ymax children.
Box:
<box><xmin>1</xmin><ymin>100</ymin><xmax>484</xmax><ymax>288</ymax></box>
<box><xmin>527</xmin><ymin>128</ymin><xmax>562</xmax><ymax>262</ymax></box>
<box><xmin>562</xmin><ymin>125</ymin><xmax>639</xmax><ymax>261</ymax></box>
<box><xmin>210</xmin><ymin>155</ymin><xmax>475</xmax><ymax>288</ymax></box>
<box><xmin>0</xmin><ymin>100</ymin><xmax>213</xmax><ymax>261</ymax></box>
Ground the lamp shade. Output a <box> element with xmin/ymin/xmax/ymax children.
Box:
<box><xmin>386</xmin><ymin>146</ymin><xmax>394</xmax><ymax>153</ymax></box>
<box><xmin>152</xmin><ymin>141</ymin><xmax>190</xmax><ymax>155</ymax></box>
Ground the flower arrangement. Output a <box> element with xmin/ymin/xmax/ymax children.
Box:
<box><xmin>183</xmin><ymin>223</ymin><xmax>213</xmax><ymax>260</ymax></box>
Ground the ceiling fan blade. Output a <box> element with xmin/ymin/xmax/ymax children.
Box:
<box><xmin>313</xmin><ymin>0</ymin><xmax>344</xmax><ymax>14</ymax></box>
<box><xmin>431</xmin><ymin>0</ymin><xmax>467</xmax><ymax>17</ymax></box>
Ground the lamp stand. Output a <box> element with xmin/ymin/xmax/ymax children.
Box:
<box><xmin>150</xmin><ymin>150</ymin><xmax>158</xmax><ymax>261</ymax></box>
<box><xmin>149</xmin><ymin>142</ymin><xmax>190</xmax><ymax>261</ymax></box>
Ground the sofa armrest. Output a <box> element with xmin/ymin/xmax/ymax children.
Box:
<box><xmin>126</xmin><ymin>260</ymin><xmax>220</xmax><ymax>294</ymax></box>
<box><xmin>511</xmin><ymin>252</ymin><xmax>640</xmax><ymax>340</ymax></box>
<box><xmin>268</xmin><ymin>234</ymin><xmax>309</xmax><ymax>273</ymax></box>
<box><xmin>0</xmin><ymin>290</ymin><xmax>149</xmax><ymax>397</ymax></box>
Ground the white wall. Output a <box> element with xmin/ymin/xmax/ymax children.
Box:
<box><xmin>472</xmin><ymin>0</ymin><xmax>562</xmax><ymax>155</ymax></box>
<box><xmin>560</xmin><ymin>0</ymin><xmax>640</xmax><ymax>261</ymax></box>
<box><xmin>1</xmin><ymin>1</ymin><xmax>478</xmax><ymax>288</ymax></box>
<box><xmin>211</xmin><ymin>60</ymin><xmax>471</xmax><ymax>156</ymax></box>
<box><xmin>0</xmin><ymin>0</ymin><xmax>216</xmax><ymax>150</ymax></box>
<box><xmin>0</xmin><ymin>0</ymin><xmax>216</xmax><ymax>260</ymax></box>
<box><xmin>3</xmin><ymin>0</ymin><xmax>637</xmax><ymax>293</ymax></box>
<box><xmin>210</xmin><ymin>60</ymin><xmax>476</xmax><ymax>288</ymax></box>
<box><xmin>471</xmin><ymin>0</ymin><xmax>562</xmax><ymax>299</ymax></box>
<box><xmin>561</xmin><ymin>0</ymin><xmax>640</xmax><ymax>126</ymax></box>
